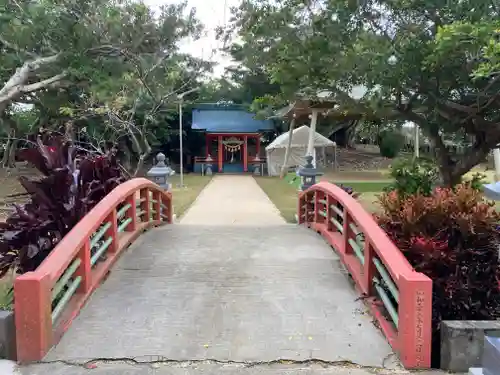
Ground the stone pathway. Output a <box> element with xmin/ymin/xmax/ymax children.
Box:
<box><xmin>180</xmin><ymin>175</ymin><xmax>285</xmax><ymax>225</ymax></box>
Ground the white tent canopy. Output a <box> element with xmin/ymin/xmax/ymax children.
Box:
<box><xmin>265</xmin><ymin>125</ymin><xmax>335</xmax><ymax>176</ymax></box>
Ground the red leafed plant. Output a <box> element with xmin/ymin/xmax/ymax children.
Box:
<box><xmin>0</xmin><ymin>134</ymin><xmax>128</xmax><ymax>277</ymax></box>
<box><xmin>377</xmin><ymin>184</ymin><xmax>500</xmax><ymax>366</ymax></box>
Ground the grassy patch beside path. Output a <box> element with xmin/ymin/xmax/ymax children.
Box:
<box><xmin>0</xmin><ymin>274</ymin><xmax>13</xmax><ymax>310</ymax></box>
<box><xmin>255</xmin><ymin>176</ymin><xmax>299</xmax><ymax>223</ymax></box>
<box><xmin>169</xmin><ymin>174</ymin><xmax>212</xmax><ymax>218</ymax></box>
<box><xmin>256</xmin><ymin>176</ymin><xmax>385</xmax><ymax>222</ymax></box>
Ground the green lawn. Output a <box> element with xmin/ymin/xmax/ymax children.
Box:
<box><xmin>256</xmin><ymin>176</ymin><xmax>386</xmax><ymax>223</ymax></box>
<box><xmin>255</xmin><ymin>176</ymin><xmax>299</xmax><ymax>223</ymax></box>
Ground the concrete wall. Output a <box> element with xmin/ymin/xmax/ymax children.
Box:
<box><xmin>441</xmin><ymin>321</ymin><xmax>500</xmax><ymax>372</ymax></box>
<box><xmin>0</xmin><ymin>310</ymin><xmax>16</xmax><ymax>360</ymax></box>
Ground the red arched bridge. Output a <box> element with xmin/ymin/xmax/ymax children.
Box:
<box><xmin>13</xmin><ymin>177</ymin><xmax>432</xmax><ymax>370</ymax></box>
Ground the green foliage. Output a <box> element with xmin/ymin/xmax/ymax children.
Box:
<box><xmin>464</xmin><ymin>172</ymin><xmax>488</xmax><ymax>191</ymax></box>
<box><xmin>228</xmin><ymin>0</ymin><xmax>500</xmax><ymax>185</ymax></box>
<box><xmin>386</xmin><ymin>157</ymin><xmax>439</xmax><ymax>198</ymax></box>
<box><xmin>0</xmin><ymin>0</ymin><xmax>213</xmax><ymax>169</ymax></box>
<box><xmin>378</xmin><ymin>131</ymin><xmax>403</xmax><ymax>159</ymax></box>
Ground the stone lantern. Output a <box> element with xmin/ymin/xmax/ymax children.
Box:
<box><xmin>253</xmin><ymin>155</ymin><xmax>262</xmax><ymax>176</ymax></box>
<box><xmin>147</xmin><ymin>152</ymin><xmax>175</xmax><ymax>190</ymax></box>
<box><xmin>297</xmin><ymin>155</ymin><xmax>323</xmax><ymax>191</ymax></box>
<box><xmin>205</xmin><ymin>154</ymin><xmax>214</xmax><ymax>176</ymax></box>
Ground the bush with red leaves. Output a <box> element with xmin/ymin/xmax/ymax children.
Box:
<box><xmin>0</xmin><ymin>135</ymin><xmax>128</xmax><ymax>277</ymax></box>
<box><xmin>377</xmin><ymin>184</ymin><xmax>500</xmax><ymax>366</ymax></box>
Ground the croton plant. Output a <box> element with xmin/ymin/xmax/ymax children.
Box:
<box><xmin>0</xmin><ymin>135</ymin><xmax>128</xmax><ymax>277</ymax></box>
<box><xmin>377</xmin><ymin>183</ymin><xmax>500</xmax><ymax>366</ymax></box>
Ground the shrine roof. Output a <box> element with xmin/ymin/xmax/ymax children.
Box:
<box><xmin>191</xmin><ymin>104</ymin><xmax>274</xmax><ymax>133</ymax></box>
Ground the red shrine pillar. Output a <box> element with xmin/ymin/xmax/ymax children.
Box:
<box><xmin>218</xmin><ymin>135</ymin><xmax>223</xmax><ymax>172</ymax></box>
<box><xmin>256</xmin><ymin>134</ymin><xmax>261</xmax><ymax>157</ymax></box>
<box><xmin>243</xmin><ymin>135</ymin><xmax>248</xmax><ymax>172</ymax></box>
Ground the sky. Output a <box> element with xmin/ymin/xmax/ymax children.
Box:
<box><xmin>144</xmin><ymin>0</ymin><xmax>242</xmax><ymax>77</ymax></box>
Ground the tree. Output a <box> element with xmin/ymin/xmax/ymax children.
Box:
<box><xmin>1</xmin><ymin>0</ymin><xmax>211</xmax><ymax>174</ymax></box>
<box><xmin>229</xmin><ymin>0</ymin><xmax>500</xmax><ymax>185</ymax></box>
<box><xmin>0</xmin><ymin>0</ymin><xmax>201</xmax><ymax>114</ymax></box>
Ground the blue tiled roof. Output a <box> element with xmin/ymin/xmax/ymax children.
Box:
<box><xmin>191</xmin><ymin>108</ymin><xmax>274</xmax><ymax>133</ymax></box>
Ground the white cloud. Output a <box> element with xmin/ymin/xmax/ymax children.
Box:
<box><xmin>143</xmin><ymin>0</ymin><xmax>241</xmax><ymax>77</ymax></box>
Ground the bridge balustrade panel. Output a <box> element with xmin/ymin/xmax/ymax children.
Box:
<box><xmin>298</xmin><ymin>182</ymin><xmax>432</xmax><ymax>369</ymax></box>
<box><xmin>14</xmin><ymin>178</ymin><xmax>173</xmax><ymax>363</ymax></box>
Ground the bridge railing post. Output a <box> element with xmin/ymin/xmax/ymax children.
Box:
<box><xmin>314</xmin><ymin>191</ymin><xmax>320</xmax><ymax>223</ymax></box>
<box><xmin>362</xmin><ymin>241</ymin><xmax>376</xmax><ymax>296</ymax></box>
<box><xmin>125</xmin><ymin>193</ymin><xmax>137</xmax><ymax>231</ymax></box>
<box><xmin>14</xmin><ymin>273</ymin><xmax>52</xmax><ymax>363</ymax></box>
<box><xmin>397</xmin><ymin>272</ymin><xmax>433</xmax><ymax>368</ymax></box>
<box><xmin>105</xmin><ymin>209</ymin><xmax>118</xmax><ymax>253</ymax></box>
<box><xmin>326</xmin><ymin>194</ymin><xmax>333</xmax><ymax>231</ymax></box>
<box><xmin>140</xmin><ymin>188</ymin><xmax>151</xmax><ymax>222</ymax></box>
<box><xmin>162</xmin><ymin>192</ymin><xmax>173</xmax><ymax>223</ymax></box>
<box><xmin>316</xmin><ymin>191</ymin><xmax>327</xmax><ymax>224</ymax></box>
<box><xmin>153</xmin><ymin>190</ymin><xmax>161</xmax><ymax>222</ymax></box>
<box><xmin>343</xmin><ymin>211</ymin><xmax>354</xmax><ymax>256</ymax></box>
<box><xmin>75</xmin><ymin>240</ymin><xmax>92</xmax><ymax>293</ymax></box>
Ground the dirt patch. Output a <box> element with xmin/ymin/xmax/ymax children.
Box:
<box><xmin>327</xmin><ymin>147</ymin><xmax>393</xmax><ymax>172</ymax></box>
<box><xmin>0</xmin><ymin>166</ymin><xmax>39</xmax><ymax>221</ymax></box>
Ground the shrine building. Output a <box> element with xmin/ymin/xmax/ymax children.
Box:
<box><xmin>192</xmin><ymin>103</ymin><xmax>274</xmax><ymax>174</ymax></box>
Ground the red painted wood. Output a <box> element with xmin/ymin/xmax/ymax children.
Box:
<box><xmin>217</xmin><ymin>135</ymin><xmax>223</xmax><ymax>172</ymax></box>
<box><xmin>243</xmin><ymin>135</ymin><xmax>248</xmax><ymax>172</ymax></box>
<box><xmin>153</xmin><ymin>191</ymin><xmax>161</xmax><ymax>221</ymax></box>
<box><xmin>298</xmin><ymin>182</ymin><xmax>433</xmax><ymax>369</ymax></box>
<box><xmin>106</xmin><ymin>209</ymin><xmax>118</xmax><ymax>253</ymax></box>
<box><xmin>14</xmin><ymin>178</ymin><xmax>173</xmax><ymax>363</ymax></box>
<box><xmin>125</xmin><ymin>194</ymin><xmax>137</xmax><ymax>232</ymax></box>
<box><xmin>140</xmin><ymin>188</ymin><xmax>151</xmax><ymax>222</ymax></box>
<box><xmin>14</xmin><ymin>274</ymin><xmax>52</xmax><ymax>363</ymax></box>
<box><xmin>75</xmin><ymin>241</ymin><xmax>91</xmax><ymax>293</ymax></box>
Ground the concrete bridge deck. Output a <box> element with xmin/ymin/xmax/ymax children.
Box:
<box><xmin>17</xmin><ymin>176</ymin><xmax>404</xmax><ymax>374</ymax></box>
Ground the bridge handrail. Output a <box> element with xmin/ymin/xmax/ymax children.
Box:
<box><xmin>298</xmin><ymin>182</ymin><xmax>432</xmax><ymax>369</ymax></box>
<box><xmin>14</xmin><ymin>178</ymin><xmax>172</xmax><ymax>363</ymax></box>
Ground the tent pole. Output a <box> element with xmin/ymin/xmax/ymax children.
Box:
<box><xmin>307</xmin><ymin>110</ymin><xmax>320</xmax><ymax>166</ymax></box>
<box><xmin>280</xmin><ymin>117</ymin><xmax>296</xmax><ymax>179</ymax></box>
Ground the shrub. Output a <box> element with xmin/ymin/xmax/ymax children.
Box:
<box><xmin>379</xmin><ymin>131</ymin><xmax>404</xmax><ymax>158</ymax></box>
<box><xmin>377</xmin><ymin>185</ymin><xmax>500</xmax><ymax>366</ymax></box>
<box><xmin>0</xmin><ymin>135</ymin><xmax>128</xmax><ymax>277</ymax></box>
<box><xmin>463</xmin><ymin>172</ymin><xmax>487</xmax><ymax>191</ymax></box>
<box><xmin>385</xmin><ymin>157</ymin><xmax>439</xmax><ymax>197</ymax></box>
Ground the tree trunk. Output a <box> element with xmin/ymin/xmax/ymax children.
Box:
<box><xmin>120</xmin><ymin>143</ymin><xmax>133</xmax><ymax>171</ymax></box>
<box><xmin>432</xmin><ymin>137</ymin><xmax>492</xmax><ymax>187</ymax></box>
<box><xmin>280</xmin><ymin>118</ymin><xmax>296</xmax><ymax>178</ymax></box>
<box><xmin>6</xmin><ymin>139</ymin><xmax>19</xmax><ymax>168</ymax></box>
<box><xmin>1</xmin><ymin>136</ymin><xmax>12</xmax><ymax>168</ymax></box>
<box><xmin>345</xmin><ymin>120</ymin><xmax>359</xmax><ymax>149</ymax></box>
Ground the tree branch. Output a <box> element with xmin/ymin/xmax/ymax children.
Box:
<box><xmin>0</xmin><ymin>54</ymin><xmax>64</xmax><ymax>114</ymax></box>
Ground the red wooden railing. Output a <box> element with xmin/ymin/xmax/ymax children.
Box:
<box><xmin>193</xmin><ymin>156</ymin><xmax>267</xmax><ymax>163</ymax></box>
<box><xmin>14</xmin><ymin>178</ymin><xmax>172</xmax><ymax>363</ymax></box>
<box><xmin>298</xmin><ymin>182</ymin><xmax>432</xmax><ymax>369</ymax></box>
